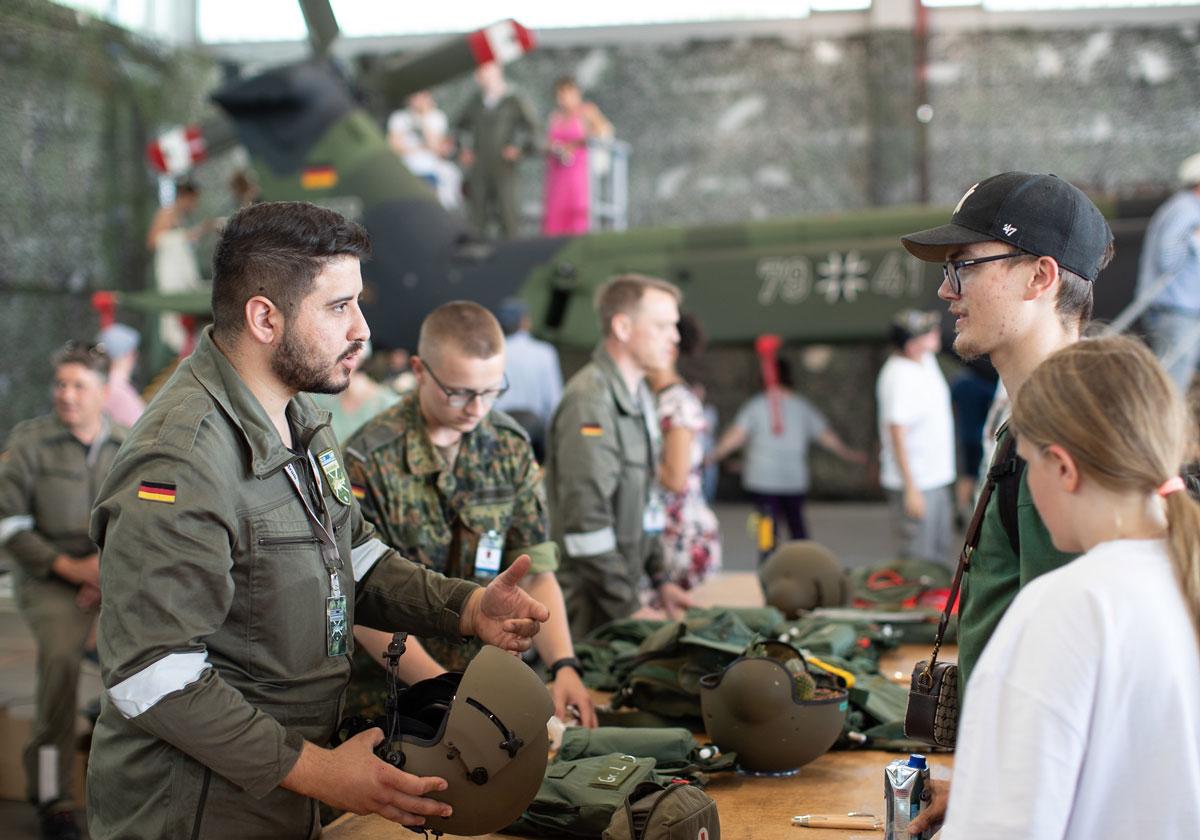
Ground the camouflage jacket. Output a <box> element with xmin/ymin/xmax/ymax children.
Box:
<box><xmin>343</xmin><ymin>393</ymin><xmax>558</xmax><ymax>671</ymax></box>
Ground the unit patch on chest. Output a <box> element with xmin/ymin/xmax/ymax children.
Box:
<box><xmin>317</xmin><ymin>449</ymin><xmax>352</xmax><ymax>506</ymax></box>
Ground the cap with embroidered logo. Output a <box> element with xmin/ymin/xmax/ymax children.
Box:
<box><xmin>901</xmin><ymin>172</ymin><xmax>1114</xmax><ymax>282</ymax></box>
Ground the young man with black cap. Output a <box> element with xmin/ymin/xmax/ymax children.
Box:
<box><xmin>898</xmin><ymin>172</ymin><xmax>1114</xmax><ymax>836</ymax></box>
<box><xmin>876</xmin><ymin>309</ymin><xmax>956</xmax><ymax>567</ymax></box>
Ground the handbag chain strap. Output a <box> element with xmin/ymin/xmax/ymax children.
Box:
<box><xmin>917</xmin><ymin>432</ymin><xmax>1017</xmax><ymax>688</ymax></box>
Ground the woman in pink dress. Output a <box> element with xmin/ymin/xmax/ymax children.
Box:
<box><xmin>542</xmin><ymin>76</ymin><xmax>612</xmax><ymax>236</ymax></box>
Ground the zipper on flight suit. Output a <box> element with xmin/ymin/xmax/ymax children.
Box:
<box><xmin>189</xmin><ymin>767</ymin><xmax>212</xmax><ymax>840</ymax></box>
<box><xmin>256</xmin><ymin>535</ymin><xmax>321</xmax><ymax>547</ymax></box>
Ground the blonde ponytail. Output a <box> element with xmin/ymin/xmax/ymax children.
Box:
<box><xmin>1012</xmin><ymin>334</ymin><xmax>1200</xmax><ymax>632</ymax></box>
<box><xmin>1165</xmin><ymin>491</ymin><xmax>1200</xmax><ymax>637</ymax></box>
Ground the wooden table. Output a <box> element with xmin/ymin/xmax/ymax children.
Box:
<box><xmin>326</xmin><ymin>600</ymin><xmax>952</xmax><ymax>840</ymax></box>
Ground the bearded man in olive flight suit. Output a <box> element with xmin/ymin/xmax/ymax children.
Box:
<box><xmin>546</xmin><ymin>274</ymin><xmax>695</xmax><ymax>638</ymax></box>
<box><xmin>0</xmin><ymin>343</ymin><xmax>125</xmax><ymax>840</ymax></box>
<box><xmin>86</xmin><ymin>201</ymin><xmax>550</xmax><ymax>840</ymax></box>
<box><xmin>343</xmin><ymin>301</ymin><xmax>596</xmax><ymax>728</ymax></box>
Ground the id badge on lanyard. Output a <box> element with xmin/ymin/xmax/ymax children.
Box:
<box><xmin>284</xmin><ymin>454</ymin><xmax>348</xmax><ymax>657</ymax></box>
<box><xmin>639</xmin><ymin>389</ymin><xmax>667</xmax><ymax>536</ymax></box>
<box><xmin>475</xmin><ymin>529</ymin><xmax>504</xmax><ymax>580</ymax></box>
<box><xmin>643</xmin><ymin>491</ymin><xmax>667</xmax><ymax>535</ymax></box>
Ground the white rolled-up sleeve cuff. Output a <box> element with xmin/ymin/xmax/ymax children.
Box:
<box><xmin>351</xmin><ymin>538</ymin><xmax>390</xmax><ymax>582</ymax></box>
<box><xmin>0</xmin><ymin>515</ymin><xmax>34</xmax><ymax>544</ymax></box>
<box><xmin>563</xmin><ymin>526</ymin><xmax>617</xmax><ymax>558</ymax></box>
<box><xmin>108</xmin><ymin>651</ymin><xmax>211</xmax><ymax>718</ymax></box>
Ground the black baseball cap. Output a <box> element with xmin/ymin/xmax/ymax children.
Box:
<box><xmin>901</xmin><ymin>172</ymin><xmax>1113</xmax><ymax>282</ymax></box>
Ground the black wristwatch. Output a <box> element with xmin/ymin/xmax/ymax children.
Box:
<box><xmin>548</xmin><ymin>656</ymin><xmax>581</xmax><ymax>680</ymax></box>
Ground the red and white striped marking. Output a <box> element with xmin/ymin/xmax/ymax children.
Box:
<box><xmin>146</xmin><ymin>125</ymin><xmax>206</xmax><ymax>175</ymax></box>
<box><xmin>466</xmin><ymin>19</ymin><xmax>535</xmax><ymax>66</ymax></box>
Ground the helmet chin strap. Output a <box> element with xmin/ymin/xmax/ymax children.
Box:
<box><xmin>465</xmin><ymin>697</ymin><xmax>525</xmax><ymax>759</ymax></box>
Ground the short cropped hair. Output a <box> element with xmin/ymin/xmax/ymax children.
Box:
<box><xmin>211</xmin><ymin>201</ymin><xmax>371</xmax><ymax>341</ymax></box>
<box><xmin>52</xmin><ymin>342</ymin><xmax>110</xmax><ymax>380</ymax></box>
<box><xmin>1055</xmin><ymin>240</ymin><xmax>1114</xmax><ymax>331</ymax></box>
<box><xmin>417</xmin><ymin>300</ymin><xmax>505</xmax><ymax>363</ymax></box>
<box><xmin>594</xmin><ymin>274</ymin><xmax>682</xmax><ymax>337</ymax></box>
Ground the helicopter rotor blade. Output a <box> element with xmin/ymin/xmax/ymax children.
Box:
<box><xmin>298</xmin><ymin>0</ymin><xmax>341</xmax><ymax>58</ymax></box>
<box><xmin>372</xmin><ymin>19</ymin><xmax>535</xmax><ymax>107</ymax></box>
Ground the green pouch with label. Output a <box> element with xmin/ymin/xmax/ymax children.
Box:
<box><xmin>557</xmin><ymin>726</ymin><xmax>737</xmax><ymax>775</ymax></box>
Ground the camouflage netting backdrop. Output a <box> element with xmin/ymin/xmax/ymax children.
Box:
<box><xmin>4</xmin><ymin>3</ymin><xmax>1199</xmax><ymax>497</ymax></box>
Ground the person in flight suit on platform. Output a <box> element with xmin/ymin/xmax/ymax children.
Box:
<box><xmin>85</xmin><ymin>201</ymin><xmax>550</xmax><ymax>840</ymax></box>
<box><xmin>343</xmin><ymin>300</ymin><xmax>596</xmax><ymax>727</ymax></box>
<box><xmin>546</xmin><ymin>274</ymin><xmax>695</xmax><ymax>638</ymax></box>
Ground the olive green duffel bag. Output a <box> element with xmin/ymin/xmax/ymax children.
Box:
<box><xmin>603</xmin><ymin>781</ymin><xmax>720</xmax><ymax>840</ymax></box>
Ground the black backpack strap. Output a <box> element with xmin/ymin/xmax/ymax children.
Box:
<box><xmin>986</xmin><ymin>431</ymin><xmax>1024</xmax><ymax>557</ymax></box>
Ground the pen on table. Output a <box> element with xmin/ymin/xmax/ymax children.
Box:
<box><xmin>792</xmin><ymin>813</ymin><xmax>883</xmax><ymax>830</ymax></box>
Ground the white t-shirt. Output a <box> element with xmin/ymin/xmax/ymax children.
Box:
<box><xmin>732</xmin><ymin>391</ymin><xmax>828</xmax><ymax>494</ymax></box>
<box><xmin>876</xmin><ymin>353</ymin><xmax>955</xmax><ymax>491</ymax></box>
<box><xmin>943</xmin><ymin>538</ymin><xmax>1200</xmax><ymax>840</ymax></box>
<box><xmin>387</xmin><ymin>108</ymin><xmax>449</xmax><ymax>153</ymax></box>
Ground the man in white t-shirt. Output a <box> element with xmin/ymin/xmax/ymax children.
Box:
<box><xmin>876</xmin><ymin>309</ymin><xmax>956</xmax><ymax>565</ymax></box>
<box><xmin>388</xmin><ymin>90</ymin><xmax>462</xmax><ymax>210</ymax></box>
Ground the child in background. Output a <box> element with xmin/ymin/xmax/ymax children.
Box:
<box><xmin>940</xmin><ymin>335</ymin><xmax>1200</xmax><ymax>839</ymax></box>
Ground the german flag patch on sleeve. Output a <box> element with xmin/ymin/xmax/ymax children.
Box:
<box><xmin>137</xmin><ymin>481</ymin><xmax>177</xmax><ymax>504</ymax></box>
<box><xmin>580</xmin><ymin>423</ymin><xmax>603</xmax><ymax>438</ymax></box>
<box><xmin>351</xmin><ymin>484</ymin><xmax>367</xmax><ymax>501</ymax></box>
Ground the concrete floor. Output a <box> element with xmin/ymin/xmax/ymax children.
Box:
<box><xmin>0</xmin><ymin>500</ymin><xmax>903</xmax><ymax>838</ymax></box>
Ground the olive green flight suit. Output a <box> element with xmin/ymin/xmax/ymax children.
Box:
<box><xmin>454</xmin><ymin>89</ymin><xmax>539</xmax><ymax>238</ymax></box>
<box><xmin>0</xmin><ymin>415</ymin><xmax>125</xmax><ymax>806</ymax></box>
<box><xmin>545</xmin><ymin>346</ymin><xmax>666</xmax><ymax>639</ymax></box>
<box><xmin>86</xmin><ymin>328</ymin><xmax>479</xmax><ymax>840</ymax></box>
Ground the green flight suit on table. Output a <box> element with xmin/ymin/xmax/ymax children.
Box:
<box><xmin>0</xmin><ymin>415</ymin><xmax>125</xmax><ymax>806</ymax></box>
<box><xmin>454</xmin><ymin>89</ymin><xmax>538</xmax><ymax>238</ymax></box>
<box><xmin>546</xmin><ymin>346</ymin><xmax>666</xmax><ymax>639</ymax></box>
<box><xmin>341</xmin><ymin>393</ymin><xmax>558</xmax><ymax>714</ymax></box>
<box><xmin>85</xmin><ymin>328</ymin><xmax>480</xmax><ymax>840</ymax></box>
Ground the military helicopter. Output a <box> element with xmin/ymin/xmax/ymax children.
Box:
<box><xmin>136</xmin><ymin>0</ymin><xmax>1154</xmax><ymax>356</ymax></box>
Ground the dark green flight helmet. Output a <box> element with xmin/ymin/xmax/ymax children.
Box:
<box><xmin>378</xmin><ymin>645</ymin><xmax>554</xmax><ymax>835</ymax></box>
<box><xmin>759</xmin><ymin>540</ymin><xmax>848</xmax><ymax>618</ymax></box>
<box><xmin>699</xmin><ymin>640</ymin><xmax>847</xmax><ymax>774</ymax></box>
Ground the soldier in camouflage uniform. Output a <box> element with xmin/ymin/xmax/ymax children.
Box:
<box><xmin>0</xmin><ymin>342</ymin><xmax>124</xmax><ymax>840</ymax></box>
<box><xmin>546</xmin><ymin>275</ymin><xmax>696</xmax><ymax>638</ymax></box>
<box><xmin>344</xmin><ymin>301</ymin><xmax>596</xmax><ymax>727</ymax></box>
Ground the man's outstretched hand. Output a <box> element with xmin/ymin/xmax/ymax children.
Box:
<box><xmin>459</xmin><ymin>555</ymin><xmax>550</xmax><ymax>651</ymax></box>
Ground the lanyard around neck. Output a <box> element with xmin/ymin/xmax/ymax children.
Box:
<box><xmin>283</xmin><ymin>451</ymin><xmax>342</xmax><ymax>578</ymax></box>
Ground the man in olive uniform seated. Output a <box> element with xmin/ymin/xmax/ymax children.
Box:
<box><xmin>344</xmin><ymin>301</ymin><xmax>596</xmax><ymax>727</ymax></box>
<box><xmin>0</xmin><ymin>342</ymin><xmax>125</xmax><ymax>839</ymax></box>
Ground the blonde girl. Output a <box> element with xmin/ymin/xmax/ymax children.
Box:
<box><xmin>941</xmin><ymin>335</ymin><xmax>1200</xmax><ymax>840</ymax></box>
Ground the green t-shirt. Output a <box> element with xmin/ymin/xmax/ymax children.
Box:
<box><xmin>956</xmin><ymin>428</ymin><xmax>1077</xmax><ymax>698</ymax></box>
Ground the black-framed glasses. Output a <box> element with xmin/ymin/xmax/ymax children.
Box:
<box><xmin>423</xmin><ymin>362</ymin><xmax>509</xmax><ymax>409</ymax></box>
<box><xmin>942</xmin><ymin>252</ymin><xmax>1028</xmax><ymax>295</ymax></box>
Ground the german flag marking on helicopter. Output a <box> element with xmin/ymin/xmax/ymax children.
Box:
<box><xmin>137</xmin><ymin>481</ymin><xmax>176</xmax><ymax>504</ymax></box>
<box><xmin>302</xmin><ymin>165</ymin><xmax>338</xmax><ymax>190</ymax></box>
